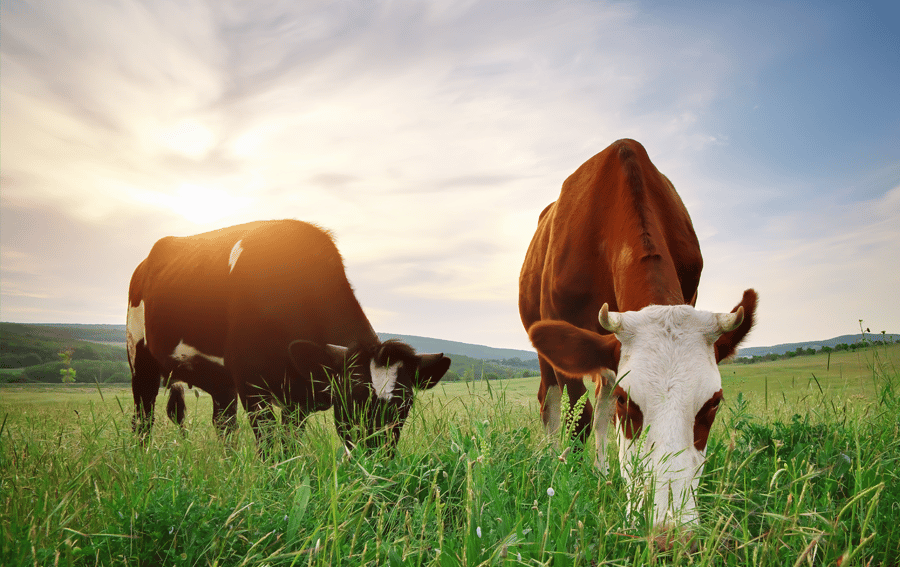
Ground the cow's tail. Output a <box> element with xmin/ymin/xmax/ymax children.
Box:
<box><xmin>166</xmin><ymin>382</ymin><xmax>187</xmax><ymax>426</ymax></box>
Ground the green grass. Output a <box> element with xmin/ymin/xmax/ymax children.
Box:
<box><xmin>1</xmin><ymin>347</ymin><xmax>898</xmax><ymax>566</ymax></box>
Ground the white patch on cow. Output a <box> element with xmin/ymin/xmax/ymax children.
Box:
<box><xmin>171</xmin><ymin>340</ymin><xmax>225</xmax><ymax>369</ymax></box>
<box><xmin>370</xmin><ymin>360</ymin><xmax>401</xmax><ymax>401</ymax></box>
<box><xmin>228</xmin><ymin>239</ymin><xmax>244</xmax><ymax>273</ymax></box>
<box><xmin>610</xmin><ymin>304</ymin><xmax>725</xmax><ymax>529</ymax></box>
<box><xmin>126</xmin><ymin>300</ymin><xmax>146</xmax><ymax>368</ymax></box>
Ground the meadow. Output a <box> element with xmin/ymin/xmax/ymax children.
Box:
<box><xmin>1</xmin><ymin>344</ymin><xmax>898</xmax><ymax>566</ymax></box>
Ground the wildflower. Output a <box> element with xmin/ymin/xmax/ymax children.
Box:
<box><xmin>547</xmin><ymin>487</ymin><xmax>555</xmax><ymax>497</ymax></box>
<box><xmin>517</xmin><ymin>552</ymin><xmax>522</xmax><ymax>561</ymax></box>
<box><xmin>476</xmin><ymin>526</ymin><xmax>482</xmax><ymax>538</ymax></box>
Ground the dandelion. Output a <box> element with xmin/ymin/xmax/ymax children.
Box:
<box><xmin>547</xmin><ymin>487</ymin><xmax>555</xmax><ymax>497</ymax></box>
<box><xmin>476</xmin><ymin>526</ymin><xmax>482</xmax><ymax>538</ymax></box>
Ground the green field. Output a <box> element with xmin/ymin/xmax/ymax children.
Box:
<box><xmin>1</xmin><ymin>344</ymin><xmax>898</xmax><ymax>565</ymax></box>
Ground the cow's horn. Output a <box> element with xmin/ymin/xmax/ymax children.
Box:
<box><xmin>598</xmin><ymin>303</ymin><xmax>623</xmax><ymax>333</ymax></box>
<box><xmin>716</xmin><ymin>306</ymin><xmax>744</xmax><ymax>333</ymax></box>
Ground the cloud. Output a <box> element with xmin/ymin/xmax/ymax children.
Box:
<box><xmin>4</xmin><ymin>0</ymin><xmax>895</xmax><ymax>350</ymax></box>
<box><xmin>698</xmin><ymin>183</ymin><xmax>900</xmax><ymax>347</ymax></box>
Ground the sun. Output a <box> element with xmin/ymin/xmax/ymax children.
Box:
<box><xmin>157</xmin><ymin>119</ymin><xmax>215</xmax><ymax>159</ymax></box>
<box><xmin>170</xmin><ymin>183</ymin><xmax>250</xmax><ymax>225</ymax></box>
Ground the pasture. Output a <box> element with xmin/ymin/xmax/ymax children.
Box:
<box><xmin>1</xmin><ymin>344</ymin><xmax>898</xmax><ymax>566</ymax></box>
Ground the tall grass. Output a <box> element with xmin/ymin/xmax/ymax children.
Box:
<box><xmin>1</xmin><ymin>359</ymin><xmax>898</xmax><ymax>566</ymax></box>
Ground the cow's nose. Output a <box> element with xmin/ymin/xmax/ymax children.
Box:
<box><xmin>652</xmin><ymin>529</ymin><xmax>697</xmax><ymax>553</ymax></box>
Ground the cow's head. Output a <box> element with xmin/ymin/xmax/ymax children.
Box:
<box><xmin>289</xmin><ymin>339</ymin><xmax>450</xmax><ymax>455</ymax></box>
<box><xmin>529</xmin><ymin>289</ymin><xmax>756</xmax><ymax>533</ymax></box>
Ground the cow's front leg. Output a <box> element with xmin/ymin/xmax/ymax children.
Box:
<box><xmin>130</xmin><ymin>341</ymin><xmax>162</xmax><ymax>445</ymax></box>
<box><xmin>592</xmin><ymin>369</ymin><xmax>616</xmax><ymax>474</ymax></box>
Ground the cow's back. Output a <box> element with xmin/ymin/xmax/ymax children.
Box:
<box><xmin>130</xmin><ymin>219</ymin><xmax>377</xmax><ymax>370</ymax></box>
<box><xmin>520</xmin><ymin>139</ymin><xmax>703</xmax><ymax>335</ymax></box>
<box><xmin>223</xmin><ymin>220</ymin><xmax>377</xmax><ymax>365</ymax></box>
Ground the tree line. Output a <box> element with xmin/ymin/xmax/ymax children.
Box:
<box><xmin>733</xmin><ymin>335</ymin><xmax>900</xmax><ymax>365</ymax></box>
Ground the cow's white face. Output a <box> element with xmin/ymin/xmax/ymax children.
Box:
<box><xmin>527</xmin><ymin>299</ymin><xmax>749</xmax><ymax>534</ymax></box>
<box><xmin>601</xmin><ymin>304</ymin><xmax>738</xmax><ymax>530</ymax></box>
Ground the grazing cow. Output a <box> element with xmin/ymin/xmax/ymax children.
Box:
<box><xmin>127</xmin><ymin>219</ymin><xmax>450</xmax><ymax>454</ymax></box>
<box><xmin>519</xmin><ymin>139</ymin><xmax>756</xmax><ymax>533</ymax></box>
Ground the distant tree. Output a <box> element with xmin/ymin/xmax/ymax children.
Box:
<box><xmin>58</xmin><ymin>347</ymin><xmax>76</xmax><ymax>384</ymax></box>
<box><xmin>443</xmin><ymin>370</ymin><xmax>460</xmax><ymax>382</ymax></box>
<box><xmin>73</xmin><ymin>345</ymin><xmax>101</xmax><ymax>360</ymax></box>
<box><xmin>22</xmin><ymin>353</ymin><xmax>42</xmax><ymax>366</ymax></box>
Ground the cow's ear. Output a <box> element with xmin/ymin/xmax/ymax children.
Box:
<box><xmin>714</xmin><ymin>289</ymin><xmax>758</xmax><ymax>362</ymax></box>
<box><xmin>414</xmin><ymin>353</ymin><xmax>451</xmax><ymax>390</ymax></box>
<box><xmin>528</xmin><ymin>321</ymin><xmax>619</xmax><ymax>376</ymax></box>
<box><xmin>287</xmin><ymin>340</ymin><xmax>347</xmax><ymax>375</ymax></box>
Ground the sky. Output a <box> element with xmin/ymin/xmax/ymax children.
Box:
<box><xmin>1</xmin><ymin>0</ymin><xmax>898</xmax><ymax>352</ymax></box>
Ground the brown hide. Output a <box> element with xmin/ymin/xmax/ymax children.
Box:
<box><xmin>520</xmin><ymin>139</ymin><xmax>722</xmax><ymax>441</ymax></box>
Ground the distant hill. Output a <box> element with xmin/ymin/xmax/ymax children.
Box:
<box><xmin>377</xmin><ymin>332</ymin><xmax>537</xmax><ymax>361</ymax></box>
<box><xmin>6</xmin><ymin>322</ymin><xmax>896</xmax><ymax>363</ymax></box>
<box><xmin>1</xmin><ymin>323</ymin><xmax>539</xmax><ymax>362</ymax></box>
<box><xmin>738</xmin><ymin>333</ymin><xmax>900</xmax><ymax>357</ymax></box>
<box><xmin>13</xmin><ymin>323</ymin><xmax>128</xmax><ymax>344</ymax></box>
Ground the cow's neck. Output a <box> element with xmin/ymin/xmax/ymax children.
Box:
<box><xmin>616</xmin><ymin>253</ymin><xmax>686</xmax><ymax>311</ymax></box>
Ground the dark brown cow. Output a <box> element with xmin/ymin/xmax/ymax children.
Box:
<box><xmin>519</xmin><ymin>139</ymin><xmax>756</xmax><ymax>531</ymax></box>
<box><xmin>127</xmin><ymin>219</ymin><xmax>450</xmax><ymax>453</ymax></box>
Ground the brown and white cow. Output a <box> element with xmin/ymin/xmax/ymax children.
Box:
<box><xmin>519</xmin><ymin>139</ymin><xmax>756</xmax><ymax>532</ymax></box>
<box><xmin>127</xmin><ymin>219</ymin><xmax>450</xmax><ymax>454</ymax></box>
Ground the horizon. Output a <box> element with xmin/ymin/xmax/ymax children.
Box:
<box><xmin>4</xmin><ymin>320</ymin><xmax>896</xmax><ymax>355</ymax></box>
<box><xmin>2</xmin><ymin>1</ymin><xmax>898</xmax><ymax>351</ymax></box>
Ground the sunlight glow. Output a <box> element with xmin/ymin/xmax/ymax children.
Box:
<box><xmin>157</xmin><ymin>120</ymin><xmax>215</xmax><ymax>158</ymax></box>
<box><xmin>169</xmin><ymin>183</ymin><xmax>251</xmax><ymax>225</ymax></box>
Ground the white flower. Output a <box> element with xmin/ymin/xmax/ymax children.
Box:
<box><xmin>517</xmin><ymin>552</ymin><xmax>522</xmax><ymax>561</ymax></box>
<box><xmin>547</xmin><ymin>487</ymin><xmax>555</xmax><ymax>497</ymax></box>
<box><xmin>476</xmin><ymin>526</ymin><xmax>482</xmax><ymax>538</ymax></box>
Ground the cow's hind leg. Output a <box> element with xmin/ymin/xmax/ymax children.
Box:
<box><xmin>211</xmin><ymin>396</ymin><xmax>238</xmax><ymax>442</ymax></box>
<box><xmin>130</xmin><ymin>340</ymin><xmax>161</xmax><ymax>444</ymax></box>
<box><xmin>165</xmin><ymin>382</ymin><xmax>187</xmax><ymax>435</ymax></box>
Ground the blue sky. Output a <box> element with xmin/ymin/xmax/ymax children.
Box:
<box><xmin>1</xmin><ymin>0</ymin><xmax>898</xmax><ymax>351</ymax></box>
